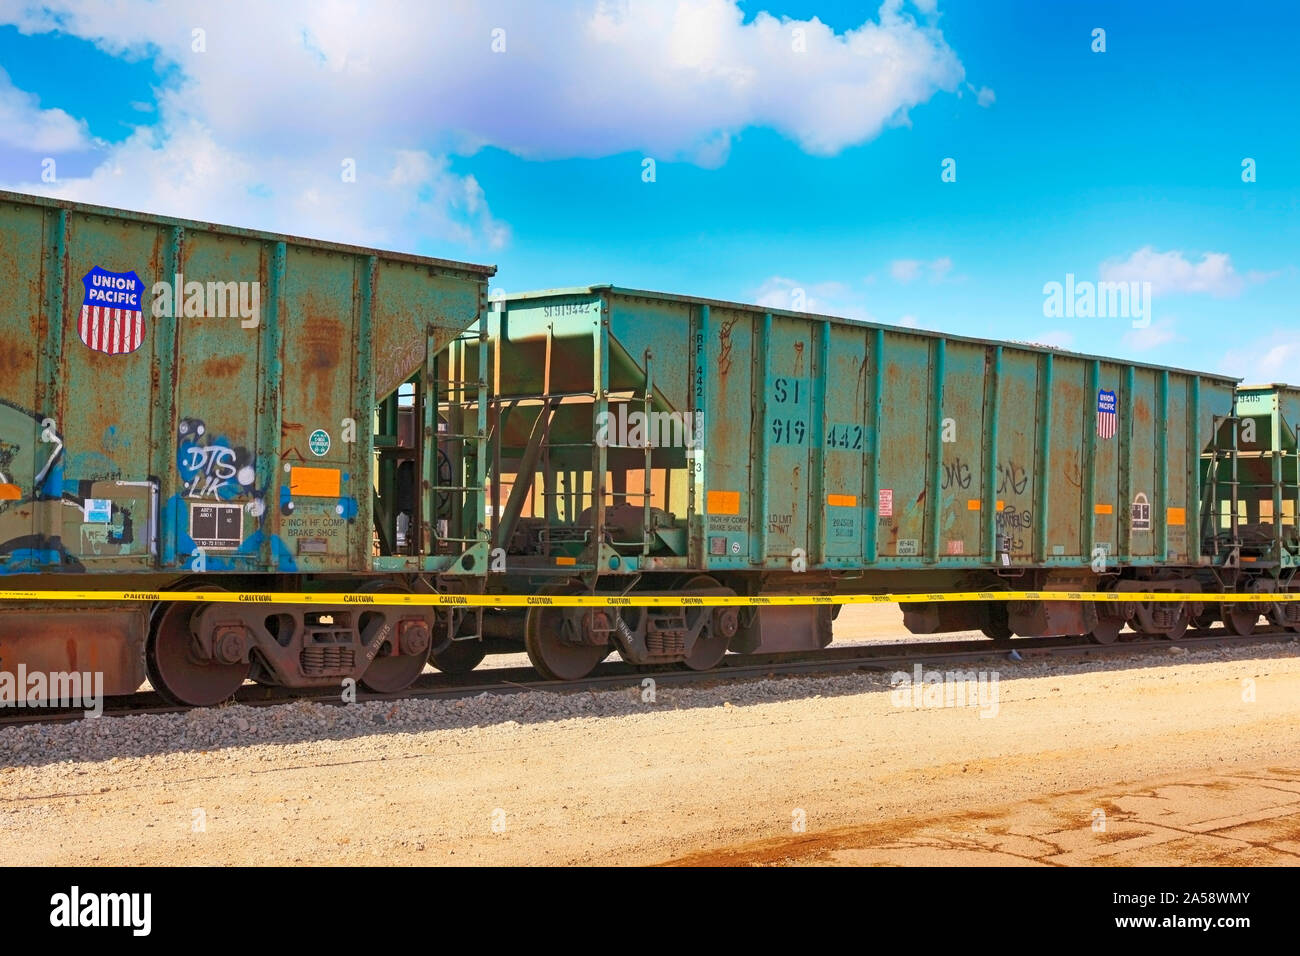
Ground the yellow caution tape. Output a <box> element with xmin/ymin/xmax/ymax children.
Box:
<box><xmin>0</xmin><ymin>589</ymin><xmax>1294</xmax><ymax>606</ymax></box>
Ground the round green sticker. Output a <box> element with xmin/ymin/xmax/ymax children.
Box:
<box><xmin>309</xmin><ymin>429</ymin><xmax>330</xmax><ymax>456</ymax></box>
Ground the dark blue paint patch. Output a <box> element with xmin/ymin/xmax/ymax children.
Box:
<box><xmin>37</xmin><ymin>459</ymin><xmax>63</xmax><ymax>498</ymax></box>
<box><xmin>238</xmin><ymin>529</ymin><xmax>298</xmax><ymax>572</ymax></box>
<box><xmin>0</xmin><ymin>548</ymin><xmax>60</xmax><ymax>573</ymax></box>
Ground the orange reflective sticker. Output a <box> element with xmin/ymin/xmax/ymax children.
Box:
<box><xmin>289</xmin><ymin>467</ymin><xmax>341</xmax><ymax>498</ymax></box>
<box><xmin>707</xmin><ymin>490</ymin><xmax>740</xmax><ymax>515</ymax></box>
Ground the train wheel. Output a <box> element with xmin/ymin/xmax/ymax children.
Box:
<box><xmin>360</xmin><ymin>647</ymin><xmax>430</xmax><ymax>693</ymax></box>
<box><xmin>147</xmin><ymin>597</ymin><xmax>249</xmax><ymax>707</ymax></box>
<box><xmin>1159</xmin><ymin>602</ymin><xmax>1191</xmax><ymax>642</ymax></box>
<box><xmin>525</xmin><ymin>584</ymin><xmax>609</xmax><ymax>681</ymax></box>
<box><xmin>1088</xmin><ymin>616</ymin><xmax>1124</xmax><ymax>645</ymax></box>
<box><xmin>1132</xmin><ymin>581</ymin><xmax>1195</xmax><ymax>642</ymax></box>
<box><xmin>681</xmin><ymin>575</ymin><xmax>734</xmax><ymax>671</ymax></box>
<box><xmin>980</xmin><ymin>604</ymin><xmax>1013</xmax><ymax>643</ymax></box>
<box><xmin>360</xmin><ymin>582</ymin><xmax>431</xmax><ymax>694</ymax></box>
<box><xmin>1273</xmin><ymin>592</ymin><xmax>1300</xmax><ymax>633</ymax></box>
<box><xmin>431</xmin><ymin>639</ymin><xmax>488</xmax><ymax>674</ymax></box>
<box><xmin>1222</xmin><ymin>603</ymin><xmax>1259</xmax><ymax>636</ymax></box>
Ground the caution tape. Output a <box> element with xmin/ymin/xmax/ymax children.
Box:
<box><xmin>0</xmin><ymin>589</ymin><xmax>1296</xmax><ymax>607</ymax></box>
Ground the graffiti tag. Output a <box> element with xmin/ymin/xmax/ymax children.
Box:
<box><xmin>941</xmin><ymin>457</ymin><xmax>972</xmax><ymax>490</ymax></box>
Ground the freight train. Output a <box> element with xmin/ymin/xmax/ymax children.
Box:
<box><xmin>1</xmin><ymin>192</ymin><xmax>1296</xmax><ymax>705</ymax></box>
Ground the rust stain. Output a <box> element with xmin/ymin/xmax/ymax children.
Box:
<box><xmin>198</xmin><ymin>355</ymin><xmax>244</xmax><ymax>379</ymax></box>
<box><xmin>794</xmin><ymin>341</ymin><xmax>805</xmax><ymax>376</ymax></box>
<box><xmin>148</xmin><ymin>235</ymin><xmax>164</xmax><ymax>288</ymax></box>
<box><xmin>662</xmin><ymin>770</ymin><xmax>1300</xmax><ymax>867</ymax></box>
<box><xmin>279</xmin><ymin>419</ymin><xmax>306</xmax><ymax>460</ymax></box>
<box><xmin>0</xmin><ymin>332</ymin><xmax>31</xmax><ymax>377</ymax></box>
<box><xmin>303</xmin><ymin>316</ymin><xmax>343</xmax><ymax>372</ymax></box>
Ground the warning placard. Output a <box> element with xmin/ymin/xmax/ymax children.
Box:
<box><xmin>878</xmin><ymin>489</ymin><xmax>893</xmax><ymax>517</ymax></box>
<box><xmin>190</xmin><ymin>503</ymin><xmax>243</xmax><ymax>549</ymax></box>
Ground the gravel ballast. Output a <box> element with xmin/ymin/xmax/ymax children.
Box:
<box><xmin>2</xmin><ymin>638</ymin><xmax>1296</xmax><ymax>768</ymax></box>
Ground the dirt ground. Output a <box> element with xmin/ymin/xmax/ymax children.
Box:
<box><xmin>2</xmin><ymin>605</ymin><xmax>1299</xmax><ymax>866</ymax></box>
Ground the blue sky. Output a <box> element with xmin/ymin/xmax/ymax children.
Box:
<box><xmin>0</xmin><ymin>0</ymin><xmax>1295</xmax><ymax>378</ymax></box>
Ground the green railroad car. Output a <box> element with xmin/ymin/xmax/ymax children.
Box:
<box><xmin>0</xmin><ymin>191</ymin><xmax>493</xmax><ymax>703</ymax></box>
<box><xmin>481</xmin><ymin>286</ymin><xmax>1297</xmax><ymax>678</ymax></box>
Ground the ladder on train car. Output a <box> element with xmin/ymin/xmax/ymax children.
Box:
<box><xmin>431</xmin><ymin>329</ymin><xmax>489</xmax><ymax>643</ymax></box>
<box><xmin>1201</xmin><ymin>413</ymin><xmax>1240</xmax><ymax>560</ymax></box>
<box><xmin>485</xmin><ymin>323</ymin><xmax>658</xmax><ymax>564</ymax></box>
<box><xmin>1202</xmin><ymin>409</ymin><xmax>1300</xmax><ymax>568</ymax></box>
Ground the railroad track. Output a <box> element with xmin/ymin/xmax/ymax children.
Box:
<box><xmin>3</xmin><ymin>626</ymin><xmax>1296</xmax><ymax>729</ymax></box>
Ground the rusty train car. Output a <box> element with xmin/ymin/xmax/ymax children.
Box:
<box><xmin>482</xmin><ymin>288</ymin><xmax>1298</xmax><ymax>678</ymax></box>
<box><xmin>0</xmin><ymin>191</ymin><xmax>493</xmax><ymax>704</ymax></box>
<box><xmin>2</xmin><ymin>194</ymin><xmax>1298</xmax><ymax>704</ymax></box>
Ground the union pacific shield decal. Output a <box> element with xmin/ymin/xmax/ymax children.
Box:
<box><xmin>78</xmin><ymin>266</ymin><xmax>146</xmax><ymax>355</ymax></box>
<box><xmin>1097</xmin><ymin>388</ymin><xmax>1118</xmax><ymax>439</ymax></box>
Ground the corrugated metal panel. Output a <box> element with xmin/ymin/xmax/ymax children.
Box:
<box><xmin>0</xmin><ymin>190</ymin><xmax>492</xmax><ymax>578</ymax></box>
<box><xmin>509</xmin><ymin>285</ymin><xmax>1237</xmax><ymax>574</ymax></box>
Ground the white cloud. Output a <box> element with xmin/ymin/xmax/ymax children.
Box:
<box><xmin>754</xmin><ymin>276</ymin><xmax>872</xmax><ymax>321</ymax></box>
<box><xmin>962</xmin><ymin>81</ymin><xmax>995</xmax><ymax>107</ymax></box>
<box><xmin>0</xmin><ymin>66</ymin><xmax>94</xmax><ymax>151</ymax></box>
<box><xmin>9</xmin><ymin>121</ymin><xmax>510</xmax><ymax>252</ymax></box>
<box><xmin>2</xmin><ymin>0</ymin><xmax>966</xmax><ymax>161</ymax></box>
<box><xmin>0</xmin><ymin>1</ymin><xmax>967</xmax><ymax>250</ymax></box>
<box><xmin>1122</xmin><ymin>318</ymin><xmax>1178</xmax><ymax>351</ymax></box>
<box><xmin>1220</xmin><ymin>332</ymin><xmax>1300</xmax><ymax>381</ymax></box>
<box><xmin>1258</xmin><ymin>343</ymin><xmax>1300</xmax><ymax>378</ymax></box>
<box><xmin>1245</xmin><ymin>267</ymin><xmax>1294</xmax><ymax>284</ymax></box>
<box><xmin>897</xmin><ymin>314</ymin><xmax>921</xmax><ymax>328</ymax></box>
<box><xmin>891</xmin><ymin>259</ymin><xmax>922</xmax><ymax>282</ymax></box>
<box><xmin>1100</xmin><ymin>247</ymin><xmax>1242</xmax><ymax>297</ymax></box>
<box><xmin>890</xmin><ymin>256</ymin><xmax>952</xmax><ymax>283</ymax></box>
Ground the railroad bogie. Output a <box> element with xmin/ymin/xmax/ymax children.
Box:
<box><xmin>140</xmin><ymin>585</ymin><xmax>440</xmax><ymax>706</ymax></box>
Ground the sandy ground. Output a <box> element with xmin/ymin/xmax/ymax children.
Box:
<box><xmin>2</xmin><ymin>606</ymin><xmax>1298</xmax><ymax>866</ymax></box>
